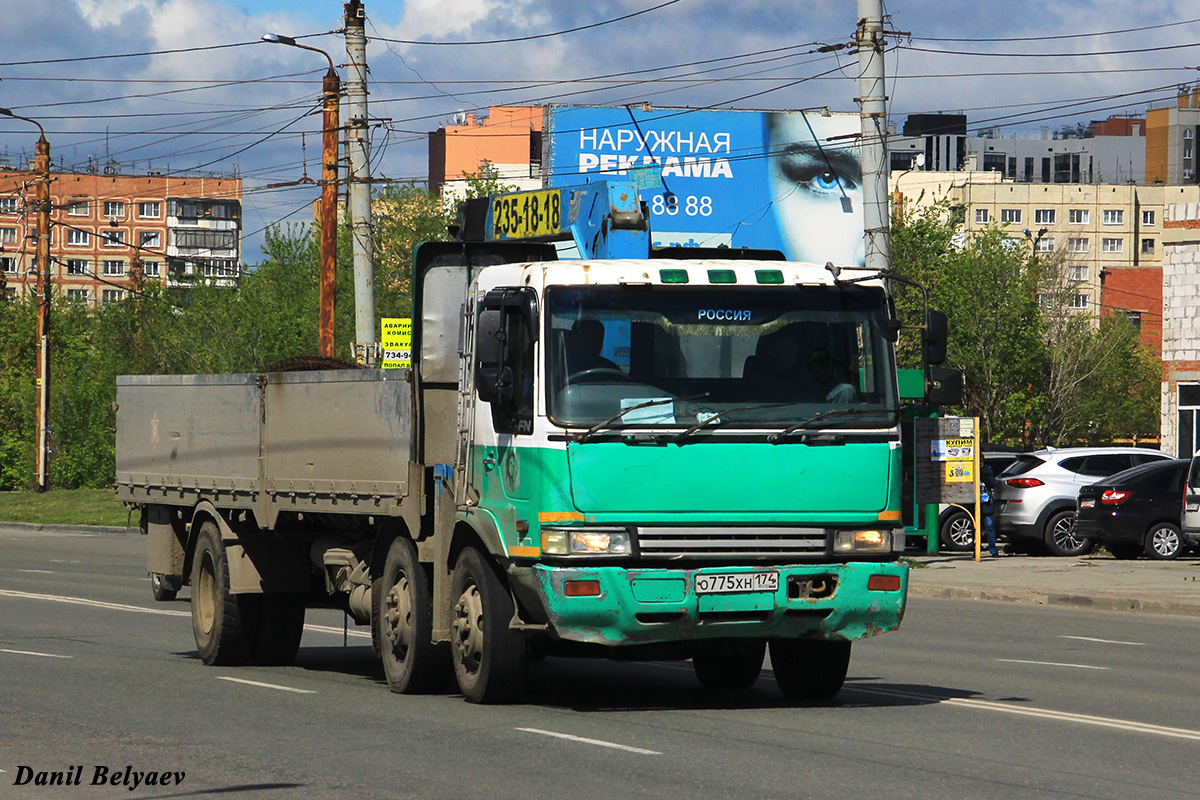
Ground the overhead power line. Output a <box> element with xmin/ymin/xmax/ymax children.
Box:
<box><xmin>0</xmin><ymin>32</ymin><xmax>334</xmax><ymax>68</ymax></box>
<box><xmin>900</xmin><ymin>40</ymin><xmax>1200</xmax><ymax>59</ymax></box>
<box><xmin>910</xmin><ymin>17</ymin><xmax>1200</xmax><ymax>43</ymax></box>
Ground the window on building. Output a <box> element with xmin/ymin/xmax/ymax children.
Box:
<box><xmin>975</xmin><ymin>208</ymin><xmax>990</xmax><ymax>224</ymax></box>
<box><xmin>1000</xmin><ymin>208</ymin><xmax>1022</xmax><ymax>224</ymax></box>
<box><xmin>1187</xmin><ymin>130</ymin><xmax>1195</xmax><ymax>140</ymax></box>
<box><xmin>1041</xmin><ymin>158</ymin><xmax>1051</xmax><ymax>183</ymax></box>
<box><xmin>139</xmin><ymin>231</ymin><xmax>161</xmax><ymax>249</ymax></box>
<box><xmin>1035</xmin><ymin>209</ymin><xmax>1056</xmax><ymax>225</ymax></box>
<box><xmin>65</xmin><ymin>259</ymin><xmax>88</xmax><ymax>275</ymax></box>
<box><xmin>101</xmin><ymin>230</ymin><xmax>126</xmax><ymax>247</ymax></box>
<box><xmin>103</xmin><ymin>201</ymin><xmax>126</xmax><ymax>219</ymax></box>
<box><xmin>1125</xmin><ymin>310</ymin><xmax>1142</xmax><ymax>331</ymax></box>
<box><xmin>0</xmin><ymin>197</ymin><xmax>19</xmax><ymax>214</ymax></box>
<box><xmin>142</xmin><ymin>260</ymin><xmax>160</xmax><ymax>277</ymax></box>
<box><xmin>1178</xmin><ymin>384</ymin><xmax>1200</xmax><ymax>458</ymax></box>
<box><xmin>1023</xmin><ymin>157</ymin><xmax>1035</xmax><ymax>182</ymax></box>
<box><xmin>1187</xmin><ymin>168</ymin><xmax>1195</xmax><ymax>181</ymax></box>
<box><xmin>1141</xmin><ymin>238</ymin><xmax>1156</xmax><ymax>254</ymax></box>
<box><xmin>1036</xmin><ymin>237</ymin><xmax>1055</xmax><ymax>253</ymax></box>
<box><xmin>1070</xmin><ymin>293</ymin><xmax>1089</xmax><ymax>309</ymax></box>
<box><xmin>1187</xmin><ymin>146</ymin><xmax>1195</xmax><ymax>161</ymax></box>
<box><xmin>1069</xmin><ymin>264</ymin><xmax>1088</xmax><ymax>281</ymax></box>
<box><xmin>1069</xmin><ymin>209</ymin><xmax>1089</xmax><ymax>224</ymax></box>
<box><xmin>0</xmin><ymin>256</ymin><xmax>14</xmax><ymax>273</ymax></box>
<box><xmin>0</xmin><ymin>227</ymin><xmax>15</xmax><ymax>245</ymax></box>
<box><xmin>1103</xmin><ymin>209</ymin><xmax>1124</xmax><ymax>225</ymax></box>
<box><xmin>1068</xmin><ymin>237</ymin><xmax>1089</xmax><ymax>253</ymax></box>
<box><xmin>1143</xmin><ymin>209</ymin><xmax>1156</xmax><ymax>226</ymax></box>
<box><xmin>66</xmin><ymin>228</ymin><xmax>90</xmax><ymax>247</ymax></box>
<box><xmin>101</xmin><ymin>289</ymin><xmax>123</xmax><ymax>305</ymax></box>
<box><xmin>66</xmin><ymin>289</ymin><xmax>89</xmax><ymax>304</ymax></box>
<box><xmin>202</xmin><ymin>260</ymin><xmax>238</xmax><ymax>278</ymax></box>
<box><xmin>1103</xmin><ymin>237</ymin><xmax>1124</xmax><ymax>253</ymax></box>
<box><xmin>67</xmin><ymin>201</ymin><xmax>89</xmax><ymax>217</ymax></box>
<box><xmin>102</xmin><ymin>259</ymin><xmax>124</xmax><ymax>276</ymax></box>
<box><xmin>137</xmin><ymin>201</ymin><xmax>161</xmax><ymax>219</ymax></box>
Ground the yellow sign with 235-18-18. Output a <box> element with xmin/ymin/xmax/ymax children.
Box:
<box><xmin>492</xmin><ymin>189</ymin><xmax>562</xmax><ymax>239</ymax></box>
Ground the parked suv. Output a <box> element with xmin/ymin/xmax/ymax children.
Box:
<box><xmin>994</xmin><ymin>447</ymin><xmax>1173</xmax><ymax>556</ymax></box>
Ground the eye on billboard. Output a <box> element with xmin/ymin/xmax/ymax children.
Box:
<box><xmin>544</xmin><ymin>105</ymin><xmax>865</xmax><ymax>267</ymax></box>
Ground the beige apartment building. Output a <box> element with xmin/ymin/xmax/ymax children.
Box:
<box><xmin>891</xmin><ymin>172</ymin><xmax>1165</xmax><ymax>356</ymax></box>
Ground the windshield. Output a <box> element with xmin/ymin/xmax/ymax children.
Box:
<box><xmin>545</xmin><ymin>285</ymin><xmax>898</xmax><ymax>431</ymax></box>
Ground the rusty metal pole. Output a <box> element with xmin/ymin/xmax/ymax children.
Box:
<box><xmin>33</xmin><ymin>133</ymin><xmax>51</xmax><ymax>491</ymax></box>
<box><xmin>319</xmin><ymin>67</ymin><xmax>340</xmax><ymax>357</ymax></box>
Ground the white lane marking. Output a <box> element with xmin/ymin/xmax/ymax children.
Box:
<box><xmin>997</xmin><ymin>658</ymin><xmax>1109</xmax><ymax>671</ymax></box>
<box><xmin>216</xmin><ymin>677</ymin><xmax>316</xmax><ymax>694</ymax></box>
<box><xmin>49</xmin><ymin>560</ymin><xmax>81</xmax><ymax>564</ymax></box>
<box><xmin>1061</xmin><ymin>635</ymin><xmax>1145</xmax><ymax>646</ymax></box>
<box><xmin>0</xmin><ymin>647</ymin><xmax>72</xmax><ymax>659</ymax></box>
<box><xmin>0</xmin><ymin>589</ymin><xmax>370</xmax><ymax>638</ymax></box>
<box><xmin>516</xmin><ymin>727</ymin><xmax>662</xmax><ymax>755</ymax></box>
<box><xmin>850</xmin><ymin>686</ymin><xmax>1200</xmax><ymax>741</ymax></box>
<box><xmin>17</xmin><ymin>569</ymin><xmax>55</xmax><ymax>574</ymax></box>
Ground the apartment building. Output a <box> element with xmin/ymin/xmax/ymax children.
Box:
<box><xmin>1157</xmin><ymin>186</ymin><xmax>1200</xmax><ymax>456</ymax></box>
<box><xmin>427</xmin><ymin>106</ymin><xmax>543</xmax><ymax>201</ymax></box>
<box><xmin>0</xmin><ymin>170</ymin><xmax>242</xmax><ymax>307</ymax></box>
<box><xmin>1145</xmin><ymin>89</ymin><xmax>1200</xmax><ymax>186</ymax></box>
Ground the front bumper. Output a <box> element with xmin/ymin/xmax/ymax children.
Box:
<box><xmin>509</xmin><ymin>561</ymin><xmax>908</xmax><ymax>647</ymax></box>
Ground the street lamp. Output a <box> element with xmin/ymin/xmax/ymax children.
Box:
<box><xmin>0</xmin><ymin>107</ymin><xmax>51</xmax><ymax>491</ymax></box>
<box><xmin>262</xmin><ymin>33</ymin><xmax>340</xmax><ymax>358</ymax></box>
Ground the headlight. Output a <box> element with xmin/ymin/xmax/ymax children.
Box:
<box><xmin>541</xmin><ymin>527</ymin><xmax>631</xmax><ymax>556</ymax></box>
<box><xmin>833</xmin><ymin>529</ymin><xmax>892</xmax><ymax>553</ymax></box>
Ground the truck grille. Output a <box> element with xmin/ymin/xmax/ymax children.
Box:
<box><xmin>636</xmin><ymin>527</ymin><xmax>828</xmax><ymax>559</ymax></box>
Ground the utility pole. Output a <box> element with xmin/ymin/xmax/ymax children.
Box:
<box><xmin>33</xmin><ymin>132</ymin><xmax>51</xmax><ymax>491</ymax></box>
<box><xmin>344</xmin><ymin>0</ymin><xmax>377</xmax><ymax>363</ymax></box>
<box><xmin>855</xmin><ymin>0</ymin><xmax>889</xmax><ymax>272</ymax></box>
<box><xmin>319</xmin><ymin>64</ymin><xmax>341</xmax><ymax>357</ymax></box>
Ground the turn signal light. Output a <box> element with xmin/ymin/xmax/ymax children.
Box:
<box><xmin>1100</xmin><ymin>490</ymin><xmax>1131</xmax><ymax>505</ymax></box>
<box><xmin>867</xmin><ymin>574</ymin><xmax>902</xmax><ymax>592</ymax></box>
<box><xmin>1005</xmin><ymin>477</ymin><xmax>1045</xmax><ymax>488</ymax></box>
<box><xmin>564</xmin><ymin>580</ymin><xmax>602</xmax><ymax>597</ymax></box>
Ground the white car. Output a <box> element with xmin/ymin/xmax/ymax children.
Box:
<box><xmin>994</xmin><ymin>446</ymin><xmax>1173</xmax><ymax>556</ymax></box>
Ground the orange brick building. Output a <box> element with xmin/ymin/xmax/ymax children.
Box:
<box><xmin>428</xmin><ymin>106</ymin><xmax>543</xmax><ymax>200</ymax></box>
<box><xmin>0</xmin><ymin>170</ymin><xmax>242</xmax><ymax>306</ymax></box>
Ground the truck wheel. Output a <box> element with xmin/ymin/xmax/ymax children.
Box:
<box><xmin>1145</xmin><ymin>522</ymin><xmax>1184</xmax><ymax>560</ymax></box>
<box><xmin>939</xmin><ymin>510</ymin><xmax>975</xmax><ymax>552</ymax></box>
<box><xmin>1043</xmin><ymin>510</ymin><xmax>1093</xmax><ymax>557</ymax></box>
<box><xmin>450</xmin><ymin>547</ymin><xmax>526</xmax><ymax>704</ymax></box>
<box><xmin>191</xmin><ymin>520</ymin><xmax>260</xmax><ymax>666</ymax></box>
<box><xmin>769</xmin><ymin>639</ymin><xmax>851</xmax><ymax>702</ymax></box>
<box><xmin>378</xmin><ymin>536</ymin><xmax>449</xmax><ymax>693</ymax></box>
<box><xmin>693</xmin><ymin>640</ymin><xmax>766</xmax><ymax>690</ymax></box>
<box><xmin>252</xmin><ymin>593</ymin><xmax>306</xmax><ymax>666</ymax></box>
<box><xmin>151</xmin><ymin>572</ymin><xmax>178</xmax><ymax>602</ymax></box>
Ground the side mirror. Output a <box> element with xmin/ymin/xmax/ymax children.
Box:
<box><xmin>871</xmin><ymin>310</ymin><xmax>901</xmax><ymax>343</ymax></box>
<box><xmin>923</xmin><ymin>309</ymin><xmax>949</xmax><ymax>366</ymax></box>
<box><xmin>926</xmin><ymin>366</ymin><xmax>963</xmax><ymax>407</ymax></box>
<box><xmin>474</xmin><ymin>287</ymin><xmax>538</xmax><ymax>407</ymax></box>
<box><xmin>475</xmin><ymin>307</ymin><xmax>504</xmax><ymax>403</ymax></box>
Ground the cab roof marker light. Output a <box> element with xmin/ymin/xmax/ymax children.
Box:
<box><xmin>755</xmin><ymin>269</ymin><xmax>785</xmax><ymax>285</ymax></box>
<box><xmin>659</xmin><ymin>268</ymin><xmax>689</xmax><ymax>284</ymax></box>
<box><xmin>707</xmin><ymin>269</ymin><xmax>737</xmax><ymax>284</ymax></box>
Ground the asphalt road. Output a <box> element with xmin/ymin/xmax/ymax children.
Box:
<box><xmin>2</xmin><ymin>527</ymin><xmax>1198</xmax><ymax>800</ymax></box>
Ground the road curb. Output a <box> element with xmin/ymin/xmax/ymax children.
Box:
<box><xmin>909</xmin><ymin>584</ymin><xmax>1200</xmax><ymax>618</ymax></box>
<box><xmin>0</xmin><ymin>521</ymin><xmax>139</xmax><ymax>536</ymax></box>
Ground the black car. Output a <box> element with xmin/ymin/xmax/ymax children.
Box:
<box><xmin>1073</xmin><ymin>458</ymin><xmax>1191</xmax><ymax>560</ymax></box>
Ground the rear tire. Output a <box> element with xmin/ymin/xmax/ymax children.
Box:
<box><xmin>450</xmin><ymin>548</ymin><xmax>526</xmax><ymax>704</ymax></box>
<box><xmin>939</xmin><ymin>510</ymin><xmax>975</xmax><ymax>552</ymax></box>
<box><xmin>151</xmin><ymin>572</ymin><xmax>179</xmax><ymax>602</ymax></box>
<box><xmin>191</xmin><ymin>521</ymin><xmax>260</xmax><ymax>666</ymax></box>
<box><xmin>769</xmin><ymin>639</ymin><xmax>851</xmax><ymax>701</ymax></box>
<box><xmin>1043</xmin><ymin>510</ymin><xmax>1093</xmax><ymax>557</ymax></box>
<box><xmin>692</xmin><ymin>640</ymin><xmax>766</xmax><ymax>690</ymax></box>
<box><xmin>378</xmin><ymin>536</ymin><xmax>450</xmax><ymax>693</ymax></box>
<box><xmin>1145</xmin><ymin>522</ymin><xmax>1184</xmax><ymax>560</ymax></box>
<box><xmin>252</xmin><ymin>593</ymin><xmax>306</xmax><ymax>666</ymax></box>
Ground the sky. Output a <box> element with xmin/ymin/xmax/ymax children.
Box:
<box><xmin>1</xmin><ymin>0</ymin><xmax>1198</xmax><ymax>262</ymax></box>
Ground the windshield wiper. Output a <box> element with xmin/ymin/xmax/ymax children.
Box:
<box><xmin>572</xmin><ymin>393</ymin><xmax>709</xmax><ymax>443</ymax></box>
<box><xmin>767</xmin><ymin>408</ymin><xmax>869</xmax><ymax>443</ymax></box>
<box><xmin>674</xmin><ymin>399</ymin><xmax>806</xmax><ymax>443</ymax></box>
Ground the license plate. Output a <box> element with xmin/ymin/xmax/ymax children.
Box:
<box><xmin>1080</xmin><ymin>499</ymin><xmax>1095</xmax><ymax>508</ymax></box>
<box><xmin>1187</xmin><ymin>503</ymin><xmax>1199</xmax><ymax>512</ymax></box>
<box><xmin>695</xmin><ymin>571</ymin><xmax>778</xmax><ymax>595</ymax></box>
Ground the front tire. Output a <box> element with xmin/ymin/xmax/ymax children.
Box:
<box><xmin>191</xmin><ymin>521</ymin><xmax>260</xmax><ymax>666</ymax></box>
<box><xmin>692</xmin><ymin>640</ymin><xmax>766</xmax><ymax>690</ymax></box>
<box><xmin>939</xmin><ymin>510</ymin><xmax>975</xmax><ymax>552</ymax></box>
<box><xmin>1145</xmin><ymin>522</ymin><xmax>1184</xmax><ymax>560</ymax></box>
<box><xmin>1044</xmin><ymin>510</ymin><xmax>1093</xmax><ymax>557</ymax></box>
<box><xmin>769</xmin><ymin>639</ymin><xmax>851</xmax><ymax>701</ymax></box>
<box><xmin>450</xmin><ymin>548</ymin><xmax>526</xmax><ymax>704</ymax></box>
<box><xmin>378</xmin><ymin>536</ymin><xmax>449</xmax><ymax>693</ymax></box>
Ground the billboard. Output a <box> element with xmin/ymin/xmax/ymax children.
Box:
<box><xmin>545</xmin><ymin>105</ymin><xmax>864</xmax><ymax>266</ymax></box>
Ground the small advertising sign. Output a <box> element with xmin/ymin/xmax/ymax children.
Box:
<box><xmin>380</xmin><ymin>318</ymin><xmax>412</xmax><ymax>369</ymax></box>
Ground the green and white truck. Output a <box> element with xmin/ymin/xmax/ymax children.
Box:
<box><xmin>115</xmin><ymin>183</ymin><xmax>954</xmax><ymax>703</ymax></box>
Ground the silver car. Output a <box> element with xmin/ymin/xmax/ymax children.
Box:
<box><xmin>994</xmin><ymin>447</ymin><xmax>1173</xmax><ymax>556</ymax></box>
